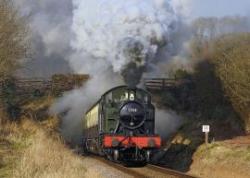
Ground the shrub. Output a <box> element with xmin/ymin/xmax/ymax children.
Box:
<box><xmin>211</xmin><ymin>33</ymin><xmax>250</xmax><ymax>131</ymax></box>
<box><xmin>161</xmin><ymin>92</ymin><xmax>178</xmax><ymax>109</ymax></box>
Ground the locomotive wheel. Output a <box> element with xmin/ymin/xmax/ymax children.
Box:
<box><xmin>146</xmin><ymin>150</ymin><xmax>151</xmax><ymax>163</ymax></box>
<box><xmin>82</xmin><ymin>140</ymin><xmax>90</xmax><ymax>155</ymax></box>
<box><xmin>113</xmin><ymin>150</ymin><xmax>119</xmax><ymax>161</ymax></box>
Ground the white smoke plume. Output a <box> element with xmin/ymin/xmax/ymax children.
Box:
<box><xmin>170</xmin><ymin>0</ymin><xmax>193</xmax><ymax>18</ymax></box>
<box><xmin>14</xmin><ymin>0</ymin><xmax>73</xmax><ymax>77</ymax></box>
<box><xmin>69</xmin><ymin>0</ymin><xmax>177</xmax><ymax>87</ymax></box>
<box><xmin>51</xmin><ymin>72</ymin><xmax>123</xmax><ymax>143</ymax></box>
<box><xmin>155</xmin><ymin>109</ymin><xmax>183</xmax><ymax>140</ymax></box>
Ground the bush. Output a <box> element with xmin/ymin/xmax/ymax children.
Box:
<box><xmin>161</xmin><ymin>92</ymin><xmax>178</xmax><ymax>109</ymax></box>
<box><xmin>211</xmin><ymin>33</ymin><xmax>250</xmax><ymax>131</ymax></box>
<box><xmin>1</xmin><ymin>77</ymin><xmax>21</xmax><ymax>120</ymax></box>
<box><xmin>192</xmin><ymin>59</ymin><xmax>227</xmax><ymax>118</ymax></box>
<box><xmin>174</xmin><ymin>69</ymin><xmax>191</xmax><ymax>79</ymax></box>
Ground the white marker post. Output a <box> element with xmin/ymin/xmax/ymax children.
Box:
<box><xmin>202</xmin><ymin>125</ymin><xmax>210</xmax><ymax>145</ymax></box>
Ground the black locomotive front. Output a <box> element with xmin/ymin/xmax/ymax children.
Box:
<box><xmin>119</xmin><ymin>101</ymin><xmax>146</xmax><ymax>130</ymax></box>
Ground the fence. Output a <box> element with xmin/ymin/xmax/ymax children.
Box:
<box><xmin>0</xmin><ymin>74</ymin><xmax>90</xmax><ymax>98</ymax></box>
<box><xmin>144</xmin><ymin>78</ymin><xmax>192</xmax><ymax>90</ymax></box>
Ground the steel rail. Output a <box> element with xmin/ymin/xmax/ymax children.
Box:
<box><xmin>147</xmin><ymin>164</ymin><xmax>199</xmax><ymax>178</ymax></box>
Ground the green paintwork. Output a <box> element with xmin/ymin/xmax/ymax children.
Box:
<box><xmin>83</xmin><ymin>86</ymin><xmax>151</xmax><ymax>135</ymax></box>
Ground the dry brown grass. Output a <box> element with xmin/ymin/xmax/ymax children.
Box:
<box><xmin>190</xmin><ymin>142</ymin><xmax>250</xmax><ymax>178</ymax></box>
<box><xmin>0</xmin><ymin>97</ymin><xmax>87</xmax><ymax>178</ymax></box>
<box><xmin>21</xmin><ymin>96</ymin><xmax>59</xmax><ymax>131</ymax></box>
<box><xmin>0</xmin><ymin>117</ymin><xmax>87</xmax><ymax>178</ymax></box>
<box><xmin>0</xmin><ymin>115</ymin><xmax>33</xmax><ymax>177</ymax></box>
<box><xmin>13</xmin><ymin>127</ymin><xmax>86</xmax><ymax>178</ymax></box>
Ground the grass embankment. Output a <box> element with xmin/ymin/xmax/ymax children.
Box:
<box><xmin>0</xmin><ymin>97</ymin><xmax>86</xmax><ymax>178</ymax></box>
<box><xmin>190</xmin><ymin>141</ymin><xmax>250</xmax><ymax>178</ymax></box>
<box><xmin>159</xmin><ymin>114</ymin><xmax>246</xmax><ymax>173</ymax></box>
<box><xmin>160</xmin><ymin>115</ymin><xmax>250</xmax><ymax>178</ymax></box>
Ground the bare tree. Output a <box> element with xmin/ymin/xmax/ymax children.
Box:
<box><xmin>192</xmin><ymin>16</ymin><xmax>250</xmax><ymax>42</ymax></box>
<box><xmin>0</xmin><ymin>0</ymin><xmax>30</xmax><ymax>79</ymax></box>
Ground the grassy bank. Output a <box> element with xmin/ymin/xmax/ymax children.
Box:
<box><xmin>190</xmin><ymin>141</ymin><xmax>250</xmax><ymax>178</ymax></box>
<box><xmin>0</xmin><ymin>97</ymin><xmax>86</xmax><ymax>178</ymax></box>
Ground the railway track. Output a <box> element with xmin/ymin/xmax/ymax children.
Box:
<box><xmin>90</xmin><ymin>155</ymin><xmax>198</xmax><ymax>178</ymax></box>
<box><xmin>93</xmin><ymin>156</ymin><xmax>148</xmax><ymax>178</ymax></box>
<box><xmin>147</xmin><ymin>164</ymin><xmax>197</xmax><ymax>178</ymax></box>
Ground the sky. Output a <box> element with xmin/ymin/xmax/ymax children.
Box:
<box><xmin>171</xmin><ymin>0</ymin><xmax>250</xmax><ymax>19</ymax></box>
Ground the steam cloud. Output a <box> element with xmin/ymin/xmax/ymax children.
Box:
<box><xmin>51</xmin><ymin>72</ymin><xmax>123</xmax><ymax>143</ymax></box>
<box><xmin>14</xmin><ymin>0</ymin><xmax>73</xmax><ymax>77</ymax></box>
<box><xmin>155</xmin><ymin>109</ymin><xmax>183</xmax><ymax>140</ymax></box>
<box><xmin>69</xmin><ymin>0</ymin><xmax>177</xmax><ymax>87</ymax></box>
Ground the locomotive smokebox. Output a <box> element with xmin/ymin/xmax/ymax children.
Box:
<box><xmin>119</xmin><ymin>101</ymin><xmax>145</xmax><ymax>129</ymax></box>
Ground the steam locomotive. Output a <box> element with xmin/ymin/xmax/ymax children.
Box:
<box><xmin>82</xmin><ymin>86</ymin><xmax>161</xmax><ymax>163</ymax></box>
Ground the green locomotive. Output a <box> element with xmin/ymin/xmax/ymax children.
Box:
<box><xmin>82</xmin><ymin>86</ymin><xmax>161</xmax><ymax>163</ymax></box>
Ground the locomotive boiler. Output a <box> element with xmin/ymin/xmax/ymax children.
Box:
<box><xmin>82</xmin><ymin>86</ymin><xmax>161</xmax><ymax>163</ymax></box>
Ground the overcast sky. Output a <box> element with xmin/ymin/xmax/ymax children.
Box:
<box><xmin>171</xmin><ymin>0</ymin><xmax>250</xmax><ymax>19</ymax></box>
